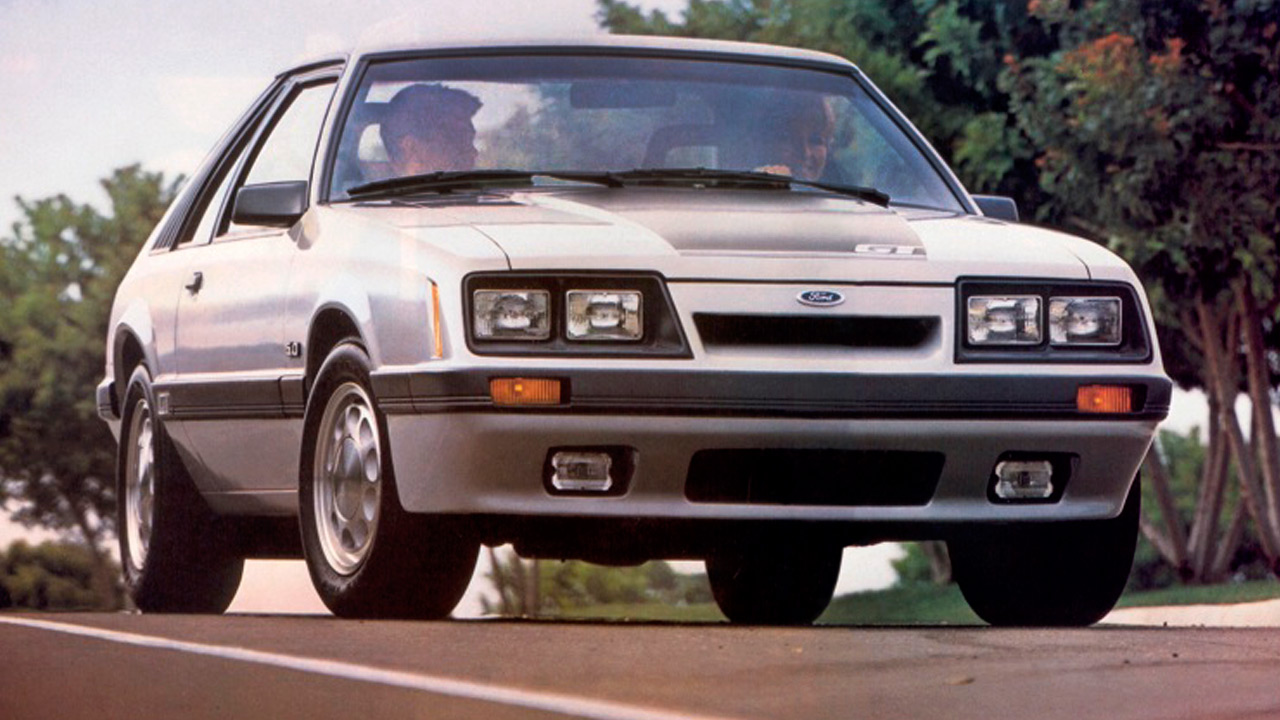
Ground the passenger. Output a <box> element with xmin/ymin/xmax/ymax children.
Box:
<box><xmin>755</xmin><ymin>93</ymin><xmax>835</xmax><ymax>182</ymax></box>
<box><xmin>380</xmin><ymin>84</ymin><xmax>482</xmax><ymax>176</ymax></box>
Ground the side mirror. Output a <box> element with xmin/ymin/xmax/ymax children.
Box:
<box><xmin>232</xmin><ymin>181</ymin><xmax>308</xmax><ymax>227</ymax></box>
<box><xmin>972</xmin><ymin>195</ymin><xmax>1019</xmax><ymax>223</ymax></box>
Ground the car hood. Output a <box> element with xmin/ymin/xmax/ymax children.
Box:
<box><xmin>373</xmin><ymin>187</ymin><xmax>1096</xmax><ymax>283</ymax></box>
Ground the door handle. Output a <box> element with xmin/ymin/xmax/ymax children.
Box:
<box><xmin>185</xmin><ymin>271</ymin><xmax>204</xmax><ymax>294</ymax></box>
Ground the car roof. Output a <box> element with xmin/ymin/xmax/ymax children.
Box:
<box><xmin>328</xmin><ymin>33</ymin><xmax>856</xmax><ymax>72</ymax></box>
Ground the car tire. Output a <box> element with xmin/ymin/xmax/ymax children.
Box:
<box><xmin>706</xmin><ymin>540</ymin><xmax>842</xmax><ymax>625</ymax></box>
<box><xmin>117</xmin><ymin>365</ymin><xmax>244</xmax><ymax>613</ymax></box>
<box><xmin>949</xmin><ymin>476</ymin><xmax>1140</xmax><ymax>627</ymax></box>
<box><xmin>299</xmin><ymin>342</ymin><xmax>478</xmax><ymax>619</ymax></box>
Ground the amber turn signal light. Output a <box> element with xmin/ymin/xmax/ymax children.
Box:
<box><xmin>491</xmin><ymin>377</ymin><xmax>562</xmax><ymax>406</ymax></box>
<box><xmin>1077</xmin><ymin>385</ymin><xmax>1133</xmax><ymax>413</ymax></box>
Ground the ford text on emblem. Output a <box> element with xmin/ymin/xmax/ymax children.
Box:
<box><xmin>797</xmin><ymin>290</ymin><xmax>845</xmax><ymax>307</ymax></box>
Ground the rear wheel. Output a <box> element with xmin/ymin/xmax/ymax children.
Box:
<box><xmin>949</xmin><ymin>477</ymin><xmax>1140</xmax><ymax>627</ymax></box>
<box><xmin>299</xmin><ymin>342</ymin><xmax>477</xmax><ymax>619</ymax></box>
<box><xmin>117</xmin><ymin>365</ymin><xmax>243</xmax><ymax>613</ymax></box>
<box><xmin>707</xmin><ymin>540</ymin><xmax>841</xmax><ymax>625</ymax></box>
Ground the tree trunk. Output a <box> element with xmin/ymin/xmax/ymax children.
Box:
<box><xmin>1210</xmin><ymin>496</ymin><xmax>1248</xmax><ymax>581</ymax></box>
<box><xmin>525</xmin><ymin>559</ymin><xmax>541</xmax><ymax>617</ymax></box>
<box><xmin>920</xmin><ymin>540</ymin><xmax>951</xmax><ymax>584</ymax></box>
<box><xmin>1187</xmin><ymin>411</ymin><xmax>1228</xmax><ymax>581</ymax></box>
<box><xmin>1196</xmin><ymin>298</ymin><xmax>1280</xmax><ymax>562</ymax></box>
<box><xmin>1236</xmin><ymin>283</ymin><xmax>1280</xmax><ymax>574</ymax></box>
<box><xmin>487</xmin><ymin>546</ymin><xmax>512</xmax><ymax>615</ymax></box>
<box><xmin>1141</xmin><ymin>448</ymin><xmax>1189</xmax><ymax>575</ymax></box>
<box><xmin>68</xmin><ymin>501</ymin><xmax>117</xmax><ymax>610</ymax></box>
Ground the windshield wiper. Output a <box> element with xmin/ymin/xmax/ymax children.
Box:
<box><xmin>346</xmin><ymin>166</ymin><xmax>890</xmax><ymax>206</ymax></box>
<box><xmin>613</xmin><ymin>167</ymin><xmax>891</xmax><ymax>206</ymax></box>
<box><xmin>346</xmin><ymin>169</ymin><xmax>623</xmax><ymax>198</ymax></box>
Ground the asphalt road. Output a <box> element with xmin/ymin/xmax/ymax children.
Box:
<box><xmin>2</xmin><ymin>613</ymin><xmax>1278</xmax><ymax>720</ymax></box>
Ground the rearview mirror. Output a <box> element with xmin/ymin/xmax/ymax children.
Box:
<box><xmin>570</xmin><ymin>81</ymin><xmax>676</xmax><ymax>109</ymax></box>
<box><xmin>232</xmin><ymin>181</ymin><xmax>308</xmax><ymax>227</ymax></box>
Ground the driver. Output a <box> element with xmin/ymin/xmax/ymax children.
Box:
<box><xmin>380</xmin><ymin>84</ymin><xmax>482</xmax><ymax>176</ymax></box>
<box><xmin>755</xmin><ymin>93</ymin><xmax>835</xmax><ymax>182</ymax></box>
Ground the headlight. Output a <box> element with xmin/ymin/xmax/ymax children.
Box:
<box><xmin>967</xmin><ymin>296</ymin><xmax>1041</xmax><ymax>345</ymax></box>
<box><xmin>472</xmin><ymin>289</ymin><xmax>550</xmax><ymax>340</ymax></box>
<box><xmin>463</xmin><ymin>272</ymin><xmax>690</xmax><ymax>358</ymax></box>
<box><xmin>1049</xmin><ymin>297</ymin><xmax>1121</xmax><ymax>345</ymax></box>
<box><xmin>566</xmin><ymin>290</ymin><xmax>643</xmax><ymax>341</ymax></box>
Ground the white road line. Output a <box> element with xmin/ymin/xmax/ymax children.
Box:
<box><xmin>0</xmin><ymin>616</ymin><xmax>741</xmax><ymax>720</ymax></box>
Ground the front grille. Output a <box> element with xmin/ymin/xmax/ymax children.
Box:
<box><xmin>694</xmin><ymin>314</ymin><xmax>937</xmax><ymax>349</ymax></box>
<box><xmin>686</xmin><ymin>449</ymin><xmax>944</xmax><ymax>506</ymax></box>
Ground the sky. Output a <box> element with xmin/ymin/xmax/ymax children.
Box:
<box><xmin>0</xmin><ymin>0</ymin><xmax>1237</xmax><ymax>613</ymax></box>
<box><xmin>0</xmin><ymin>0</ymin><xmax>690</xmax><ymax>232</ymax></box>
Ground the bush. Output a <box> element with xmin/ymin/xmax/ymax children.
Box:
<box><xmin>0</xmin><ymin>540</ymin><xmax>123</xmax><ymax>611</ymax></box>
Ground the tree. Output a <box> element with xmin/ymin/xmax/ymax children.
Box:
<box><xmin>0</xmin><ymin>165</ymin><xmax>179</xmax><ymax>603</ymax></box>
<box><xmin>1004</xmin><ymin>0</ymin><xmax>1280</xmax><ymax>577</ymax></box>
<box><xmin>0</xmin><ymin>540</ymin><xmax>124</xmax><ymax>610</ymax></box>
<box><xmin>597</xmin><ymin>0</ymin><xmax>1056</xmax><ymax>214</ymax></box>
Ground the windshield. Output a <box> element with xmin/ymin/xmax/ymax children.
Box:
<box><xmin>328</xmin><ymin>54</ymin><xmax>964</xmax><ymax>211</ymax></box>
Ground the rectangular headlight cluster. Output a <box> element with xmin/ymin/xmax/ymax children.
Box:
<box><xmin>968</xmin><ymin>294</ymin><xmax>1121</xmax><ymax>347</ymax></box>
<box><xmin>472</xmin><ymin>288</ymin><xmax>643</xmax><ymax>342</ymax></box>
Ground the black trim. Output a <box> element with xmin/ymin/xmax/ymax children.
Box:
<box><xmin>156</xmin><ymin>368</ymin><xmax>1172</xmax><ymax>423</ymax></box>
<box><xmin>156</xmin><ymin>378</ymin><xmax>286</xmax><ymax>420</ymax></box>
<box><xmin>279</xmin><ymin>375</ymin><xmax>307</xmax><ymax>417</ymax></box>
<box><xmin>687</xmin><ymin>449</ymin><xmax>944</xmax><ymax>506</ymax></box>
<box><xmin>956</xmin><ymin>278</ymin><xmax>1153</xmax><ymax>364</ymax></box>
<box><xmin>369</xmin><ymin>368</ymin><xmax>1172</xmax><ymax>421</ymax></box>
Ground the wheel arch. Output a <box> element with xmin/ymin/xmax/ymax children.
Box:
<box><xmin>305</xmin><ymin>305</ymin><xmax>367</xmax><ymax>392</ymax></box>
<box><xmin>111</xmin><ymin>310</ymin><xmax>158</xmax><ymax>408</ymax></box>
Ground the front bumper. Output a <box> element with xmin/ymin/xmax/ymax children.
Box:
<box><xmin>376</xmin><ymin>368</ymin><xmax>1169</xmax><ymax>527</ymax></box>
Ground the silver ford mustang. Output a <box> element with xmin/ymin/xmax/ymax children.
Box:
<box><xmin>97</xmin><ymin>35</ymin><xmax>1171</xmax><ymax>625</ymax></box>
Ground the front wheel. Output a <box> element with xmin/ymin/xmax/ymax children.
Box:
<box><xmin>949</xmin><ymin>477</ymin><xmax>1140</xmax><ymax>627</ymax></box>
<box><xmin>299</xmin><ymin>342</ymin><xmax>477</xmax><ymax>619</ymax></box>
<box><xmin>117</xmin><ymin>365</ymin><xmax>243</xmax><ymax>613</ymax></box>
<box><xmin>707</xmin><ymin>540</ymin><xmax>842</xmax><ymax>625</ymax></box>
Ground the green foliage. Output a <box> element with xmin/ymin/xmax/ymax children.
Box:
<box><xmin>541</xmin><ymin>559</ymin><xmax>711</xmax><ymax>609</ymax></box>
<box><xmin>1005</xmin><ymin>0</ymin><xmax>1280</xmax><ymax>308</ymax></box>
<box><xmin>482</xmin><ymin>548</ymin><xmax>712</xmax><ymax>616</ymax></box>
<box><xmin>892</xmin><ymin>542</ymin><xmax>940</xmax><ymax>585</ymax></box>
<box><xmin>0</xmin><ymin>166</ymin><xmax>178</xmax><ymax>553</ymax></box>
<box><xmin>597</xmin><ymin>0</ymin><xmax>1055</xmax><ymax>212</ymax></box>
<box><xmin>0</xmin><ymin>540</ymin><xmax>124</xmax><ymax>610</ymax></box>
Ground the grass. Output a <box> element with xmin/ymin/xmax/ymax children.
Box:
<box><xmin>820</xmin><ymin>583</ymin><xmax>980</xmax><ymax>625</ymax></box>
<box><xmin>528</xmin><ymin>578</ymin><xmax>1280</xmax><ymax>625</ymax></box>
<box><xmin>1114</xmin><ymin>578</ymin><xmax>1280</xmax><ymax>608</ymax></box>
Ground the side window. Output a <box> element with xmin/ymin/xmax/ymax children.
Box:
<box><xmin>181</xmin><ymin>143</ymin><xmax>254</xmax><ymax>247</ymax></box>
<box><xmin>224</xmin><ymin>80</ymin><xmax>336</xmax><ymax>237</ymax></box>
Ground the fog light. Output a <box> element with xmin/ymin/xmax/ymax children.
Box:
<box><xmin>550</xmin><ymin>452</ymin><xmax>614</xmax><ymax>492</ymax></box>
<box><xmin>993</xmin><ymin>460</ymin><xmax>1054</xmax><ymax>500</ymax></box>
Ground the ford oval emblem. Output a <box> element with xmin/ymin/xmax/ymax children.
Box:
<box><xmin>797</xmin><ymin>290</ymin><xmax>845</xmax><ymax>308</ymax></box>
